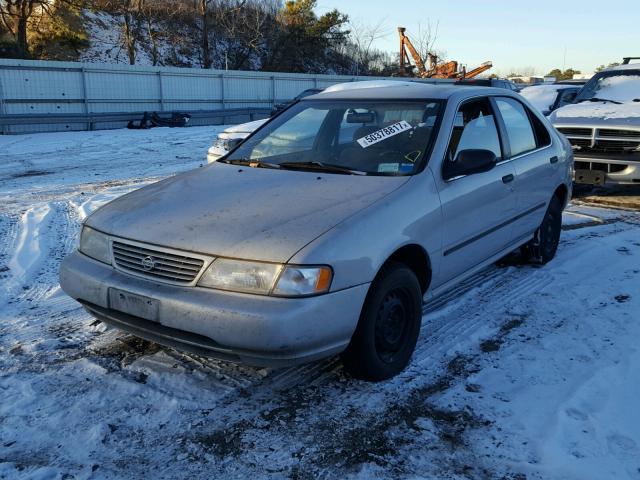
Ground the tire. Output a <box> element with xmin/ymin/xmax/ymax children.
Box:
<box><xmin>341</xmin><ymin>262</ymin><xmax>423</xmax><ymax>381</ymax></box>
<box><xmin>521</xmin><ymin>194</ymin><xmax>563</xmax><ymax>264</ymax></box>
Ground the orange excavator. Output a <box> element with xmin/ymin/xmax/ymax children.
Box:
<box><xmin>398</xmin><ymin>27</ymin><xmax>492</xmax><ymax>79</ymax></box>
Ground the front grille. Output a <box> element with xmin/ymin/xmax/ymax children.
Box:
<box><xmin>557</xmin><ymin>127</ymin><xmax>592</xmax><ymax>137</ymax></box>
<box><xmin>598</xmin><ymin>129</ymin><xmax>640</xmax><ymax>138</ymax></box>
<box><xmin>568</xmin><ymin>138</ymin><xmax>592</xmax><ymax>148</ymax></box>
<box><xmin>112</xmin><ymin>241</ymin><xmax>205</xmax><ymax>283</ymax></box>
<box><xmin>560</xmin><ymin>126</ymin><xmax>640</xmax><ymax>153</ymax></box>
<box><xmin>594</xmin><ymin>139</ymin><xmax>640</xmax><ymax>151</ymax></box>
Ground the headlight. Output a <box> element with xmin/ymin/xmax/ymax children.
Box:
<box><xmin>198</xmin><ymin>259</ymin><xmax>283</xmax><ymax>295</ymax></box>
<box><xmin>212</xmin><ymin>138</ymin><xmax>242</xmax><ymax>151</ymax></box>
<box><xmin>272</xmin><ymin>266</ymin><xmax>332</xmax><ymax>296</ymax></box>
<box><xmin>212</xmin><ymin>138</ymin><xmax>227</xmax><ymax>150</ymax></box>
<box><xmin>79</xmin><ymin>226</ymin><xmax>111</xmax><ymax>264</ymax></box>
<box><xmin>197</xmin><ymin>259</ymin><xmax>332</xmax><ymax>296</ymax></box>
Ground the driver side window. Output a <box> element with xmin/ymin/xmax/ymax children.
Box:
<box><xmin>447</xmin><ymin>98</ymin><xmax>502</xmax><ymax>163</ymax></box>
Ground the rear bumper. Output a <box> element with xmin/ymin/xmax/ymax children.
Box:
<box><xmin>574</xmin><ymin>156</ymin><xmax>640</xmax><ymax>185</ymax></box>
<box><xmin>60</xmin><ymin>251</ymin><xmax>369</xmax><ymax>367</ymax></box>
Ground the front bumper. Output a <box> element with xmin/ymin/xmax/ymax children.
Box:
<box><xmin>574</xmin><ymin>156</ymin><xmax>640</xmax><ymax>185</ymax></box>
<box><xmin>60</xmin><ymin>251</ymin><xmax>369</xmax><ymax>367</ymax></box>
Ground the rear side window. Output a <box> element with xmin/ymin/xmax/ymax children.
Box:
<box><xmin>528</xmin><ymin>108</ymin><xmax>551</xmax><ymax>147</ymax></box>
<box><xmin>495</xmin><ymin>97</ymin><xmax>537</xmax><ymax>156</ymax></box>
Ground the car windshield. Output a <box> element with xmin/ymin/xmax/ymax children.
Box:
<box><xmin>574</xmin><ymin>69</ymin><xmax>640</xmax><ymax>103</ymax></box>
<box><xmin>224</xmin><ymin>99</ymin><xmax>443</xmax><ymax>175</ymax></box>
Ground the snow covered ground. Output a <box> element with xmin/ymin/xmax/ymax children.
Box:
<box><xmin>1</xmin><ymin>127</ymin><xmax>640</xmax><ymax>479</ymax></box>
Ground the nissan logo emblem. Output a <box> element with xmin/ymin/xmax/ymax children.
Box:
<box><xmin>141</xmin><ymin>256</ymin><xmax>155</xmax><ymax>271</ymax></box>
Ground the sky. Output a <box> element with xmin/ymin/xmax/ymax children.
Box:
<box><xmin>315</xmin><ymin>0</ymin><xmax>640</xmax><ymax>76</ymax></box>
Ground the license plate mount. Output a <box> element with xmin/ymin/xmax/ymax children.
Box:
<box><xmin>574</xmin><ymin>168</ymin><xmax>606</xmax><ymax>185</ymax></box>
<box><xmin>108</xmin><ymin>288</ymin><xmax>159</xmax><ymax>322</ymax></box>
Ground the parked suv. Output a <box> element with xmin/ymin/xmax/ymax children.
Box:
<box><xmin>60</xmin><ymin>84</ymin><xmax>572</xmax><ymax>381</ymax></box>
<box><xmin>550</xmin><ymin>62</ymin><xmax>640</xmax><ymax>185</ymax></box>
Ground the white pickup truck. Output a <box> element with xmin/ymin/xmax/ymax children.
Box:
<box><xmin>549</xmin><ymin>60</ymin><xmax>640</xmax><ymax>185</ymax></box>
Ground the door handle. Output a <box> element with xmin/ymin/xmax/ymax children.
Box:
<box><xmin>550</xmin><ymin>156</ymin><xmax>559</xmax><ymax>164</ymax></box>
<box><xmin>502</xmin><ymin>174</ymin><xmax>514</xmax><ymax>184</ymax></box>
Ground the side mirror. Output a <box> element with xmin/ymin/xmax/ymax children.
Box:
<box><xmin>226</xmin><ymin>138</ymin><xmax>243</xmax><ymax>151</ymax></box>
<box><xmin>444</xmin><ymin>149</ymin><xmax>497</xmax><ymax>179</ymax></box>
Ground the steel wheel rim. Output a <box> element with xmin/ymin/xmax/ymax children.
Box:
<box><xmin>374</xmin><ymin>288</ymin><xmax>412</xmax><ymax>364</ymax></box>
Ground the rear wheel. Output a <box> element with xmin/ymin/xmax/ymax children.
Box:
<box><xmin>341</xmin><ymin>262</ymin><xmax>422</xmax><ymax>381</ymax></box>
<box><xmin>521</xmin><ymin>195</ymin><xmax>563</xmax><ymax>264</ymax></box>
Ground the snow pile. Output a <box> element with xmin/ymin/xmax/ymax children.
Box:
<box><xmin>1</xmin><ymin>127</ymin><xmax>640</xmax><ymax>478</ymax></box>
<box><xmin>520</xmin><ymin>85</ymin><xmax>562</xmax><ymax>112</ymax></box>
<box><xmin>593</xmin><ymin>75</ymin><xmax>640</xmax><ymax>103</ymax></box>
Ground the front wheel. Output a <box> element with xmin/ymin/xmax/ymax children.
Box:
<box><xmin>341</xmin><ymin>262</ymin><xmax>422</xmax><ymax>381</ymax></box>
<box><xmin>521</xmin><ymin>195</ymin><xmax>563</xmax><ymax>264</ymax></box>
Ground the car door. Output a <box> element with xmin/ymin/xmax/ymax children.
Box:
<box><xmin>492</xmin><ymin>96</ymin><xmax>555</xmax><ymax>242</ymax></box>
<box><xmin>437</xmin><ymin>97</ymin><xmax>518</xmax><ymax>283</ymax></box>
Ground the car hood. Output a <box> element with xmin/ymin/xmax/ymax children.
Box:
<box><xmin>550</xmin><ymin>101</ymin><xmax>640</xmax><ymax>127</ymax></box>
<box><xmin>86</xmin><ymin>163</ymin><xmax>410</xmax><ymax>262</ymax></box>
<box><xmin>221</xmin><ymin>118</ymin><xmax>269</xmax><ymax>134</ymax></box>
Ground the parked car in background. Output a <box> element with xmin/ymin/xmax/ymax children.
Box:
<box><xmin>61</xmin><ymin>83</ymin><xmax>572</xmax><ymax>381</ymax></box>
<box><xmin>207</xmin><ymin>88</ymin><xmax>322</xmax><ymax>162</ymax></box>
<box><xmin>207</xmin><ymin>118</ymin><xmax>269</xmax><ymax>163</ymax></box>
<box><xmin>550</xmin><ymin>61</ymin><xmax>640</xmax><ymax>185</ymax></box>
<box><xmin>520</xmin><ymin>84</ymin><xmax>581</xmax><ymax>116</ymax></box>
<box><xmin>455</xmin><ymin>78</ymin><xmax>521</xmax><ymax>91</ymax></box>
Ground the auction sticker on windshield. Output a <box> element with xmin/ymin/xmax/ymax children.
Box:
<box><xmin>357</xmin><ymin>121</ymin><xmax>412</xmax><ymax>148</ymax></box>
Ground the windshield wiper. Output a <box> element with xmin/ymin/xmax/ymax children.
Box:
<box><xmin>278</xmin><ymin>161</ymin><xmax>367</xmax><ymax>175</ymax></box>
<box><xmin>218</xmin><ymin>158</ymin><xmax>281</xmax><ymax>169</ymax></box>
<box><xmin>582</xmin><ymin>97</ymin><xmax>622</xmax><ymax>104</ymax></box>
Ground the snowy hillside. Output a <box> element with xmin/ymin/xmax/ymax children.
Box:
<box><xmin>79</xmin><ymin>9</ymin><xmax>199</xmax><ymax>67</ymax></box>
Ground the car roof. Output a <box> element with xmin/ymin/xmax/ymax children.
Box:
<box><xmin>603</xmin><ymin>63</ymin><xmax>640</xmax><ymax>72</ymax></box>
<box><xmin>522</xmin><ymin>84</ymin><xmax>577</xmax><ymax>91</ymax></box>
<box><xmin>306</xmin><ymin>82</ymin><xmax>508</xmax><ymax>101</ymax></box>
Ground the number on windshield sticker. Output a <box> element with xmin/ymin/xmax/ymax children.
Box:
<box><xmin>356</xmin><ymin>121</ymin><xmax>412</xmax><ymax>148</ymax></box>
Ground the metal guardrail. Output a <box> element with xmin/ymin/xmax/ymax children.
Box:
<box><xmin>0</xmin><ymin>107</ymin><xmax>272</xmax><ymax>129</ymax></box>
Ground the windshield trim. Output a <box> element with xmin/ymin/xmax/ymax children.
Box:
<box><xmin>224</xmin><ymin>98</ymin><xmax>447</xmax><ymax>177</ymax></box>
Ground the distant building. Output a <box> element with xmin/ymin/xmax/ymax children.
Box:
<box><xmin>507</xmin><ymin>76</ymin><xmax>545</xmax><ymax>85</ymax></box>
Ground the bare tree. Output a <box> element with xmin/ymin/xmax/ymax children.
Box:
<box><xmin>213</xmin><ymin>0</ymin><xmax>269</xmax><ymax>70</ymax></box>
<box><xmin>139</xmin><ymin>0</ymin><xmax>181</xmax><ymax>65</ymax></box>
<box><xmin>0</xmin><ymin>0</ymin><xmax>51</xmax><ymax>57</ymax></box>
<box><xmin>506</xmin><ymin>66</ymin><xmax>536</xmax><ymax>77</ymax></box>
<box><xmin>195</xmin><ymin>0</ymin><xmax>213</xmax><ymax>68</ymax></box>
<box><xmin>409</xmin><ymin>20</ymin><xmax>445</xmax><ymax>69</ymax></box>
<box><xmin>122</xmin><ymin>0</ymin><xmax>139</xmax><ymax>64</ymax></box>
<box><xmin>347</xmin><ymin>19</ymin><xmax>388</xmax><ymax>75</ymax></box>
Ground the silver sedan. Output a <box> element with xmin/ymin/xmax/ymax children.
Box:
<box><xmin>60</xmin><ymin>83</ymin><xmax>572</xmax><ymax>381</ymax></box>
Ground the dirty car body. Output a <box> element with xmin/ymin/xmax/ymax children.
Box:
<box><xmin>60</xmin><ymin>83</ymin><xmax>572</xmax><ymax>379</ymax></box>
